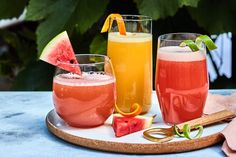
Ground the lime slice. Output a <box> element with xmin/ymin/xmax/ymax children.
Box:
<box><xmin>174</xmin><ymin>125</ymin><xmax>185</xmax><ymax>137</ymax></box>
<box><xmin>180</xmin><ymin>35</ymin><xmax>217</xmax><ymax>52</ymax></box>
<box><xmin>179</xmin><ymin>40</ymin><xmax>199</xmax><ymax>52</ymax></box>
<box><xmin>195</xmin><ymin>35</ymin><xmax>217</xmax><ymax>51</ymax></box>
<box><xmin>183</xmin><ymin>124</ymin><xmax>203</xmax><ymax>140</ymax></box>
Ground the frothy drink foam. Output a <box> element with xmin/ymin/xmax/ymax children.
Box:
<box><xmin>158</xmin><ymin>46</ymin><xmax>206</xmax><ymax>62</ymax></box>
<box><xmin>53</xmin><ymin>72</ymin><xmax>115</xmax><ymax>86</ymax></box>
<box><xmin>108</xmin><ymin>32</ymin><xmax>152</xmax><ymax>43</ymax></box>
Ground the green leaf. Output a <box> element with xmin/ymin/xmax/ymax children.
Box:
<box><xmin>25</xmin><ymin>0</ymin><xmax>109</xmax><ymax>56</ymax></box>
<box><xmin>0</xmin><ymin>60</ymin><xmax>12</xmax><ymax>76</ymax></box>
<box><xmin>178</xmin><ymin>0</ymin><xmax>200</xmax><ymax>7</ymax></box>
<box><xmin>0</xmin><ymin>0</ymin><xmax>28</xmax><ymax>19</ymax></box>
<box><xmin>74</xmin><ymin>1</ymin><xmax>109</xmax><ymax>34</ymax></box>
<box><xmin>134</xmin><ymin>0</ymin><xmax>179</xmax><ymax>20</ymax></box>
<box><xmin>188</xmin><ymin>0</ymin><xmax>236</xmax><ymax>34</ymax></box>
<box><xmin>134</xmin><ymin>0</ymin><xmax>200</xmax><ymax>20</ymax></box>
<box><xmin>90</xmin><ymin>34</ymin><xmax>107</xmax><ymax>55</ymax></box>
<box><xmin>11</xmin><ymin>61</ymin><xmax>55</xmax><ymax>90</ymax></box>
<box><xmin>25</xmin><ymin>0</ymin><xmax>55</xmax><ymax>21</ymax></box>
<box><xmin>0</xmin><ymin>29</ymin><xmax>37</xmax><ymax>66</ymax></box>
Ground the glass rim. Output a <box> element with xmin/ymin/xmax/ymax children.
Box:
<box><xmin>58</xmin><ymin>54</ymin><xmax>110</xmax><ymax>66</ymax></box>
<box><xmin>113</xmin><ymin>14</ymin><xmax>152</xmax><ymax>22</ymax></box>
<box><xmin>158</xmin><ymin>32</ymin><xmax>202</xmax><ymax>42</ymax></box>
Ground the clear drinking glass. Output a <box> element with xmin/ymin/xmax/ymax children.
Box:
<box><xmin>53</xmin><ymin>54</ymin><xmax>116</xmax><ymax>127</ymax></box>
<box><xmin>107</xmin><ymin>15</ymin><xmax>152</xmax><ymax>114</ymax></box>
<box><xmin>156</xmin><ymin>33</ymin><xmax>209</xmax><ymax>124</ymax></box>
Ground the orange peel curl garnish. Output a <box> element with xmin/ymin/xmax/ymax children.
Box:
<box><xmin>101</xmin><ymin>13</ymin><xmax>126</xmax><ymax>35</ymax></box>
<box><xmin>115</xmin><ymin>103</ymin><xmax>142</xmax><ymax>117</ymax></box>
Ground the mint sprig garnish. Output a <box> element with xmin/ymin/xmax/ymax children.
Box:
<box><xmin>180</xmin><ymin>35</ymin><xmax>217</xmax><ymax>52</ymax></box>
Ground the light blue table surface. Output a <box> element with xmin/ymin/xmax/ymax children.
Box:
<box><xmin>0</xmin><ymin>90</ymin><xmax>234</xmax><ymax>157</ymax></box>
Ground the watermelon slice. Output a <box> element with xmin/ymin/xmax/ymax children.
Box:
<box><xmin>112</xmin><ymin>114</ymin><xmax>154</xmax><ymax>137</ymax></box>
<box><xmin>39</xmin><ymin>31</ymin><xmax>81</xmax><ymax>75</ymax></box>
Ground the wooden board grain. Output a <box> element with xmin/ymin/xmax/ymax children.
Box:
<box><xmin>46</xmin><ymin>110</ymin><xmax>226</xmax><ymax>154</ymax></box>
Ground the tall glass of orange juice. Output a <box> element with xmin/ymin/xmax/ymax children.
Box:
<box><xmin>107</xmin><ymin>15</ymin><xmax>152</xmax><ymax>113</ymax></box>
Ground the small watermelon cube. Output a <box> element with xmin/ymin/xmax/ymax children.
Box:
<box><xmin>112</xmin><ymin>114</ymin><xmax>154</xmax><ymax>137</ymax></box>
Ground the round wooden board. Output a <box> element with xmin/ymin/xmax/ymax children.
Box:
<box><xmin>46</xmin><ymin>109</ymin><xmax>226</xmax><ymax>154</ymax></box>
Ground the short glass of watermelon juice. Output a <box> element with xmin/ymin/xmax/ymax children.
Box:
<box><xmin>156</xmin><ymin>33</ymin><xmax>209</xmax><ymax>125</ymax></box>
<box><xmin>53</xmin><ymin>54</ymin><xmax>116</xmax><ymax>128</ymax></box>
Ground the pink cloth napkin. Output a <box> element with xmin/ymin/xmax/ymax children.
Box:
<box><xmin>204</xmin><ymin>92</ymin><xmax>236</xmax><ymax>157</ymax></box>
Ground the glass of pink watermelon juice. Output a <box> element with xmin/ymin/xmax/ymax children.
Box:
<box><xmin>53</xmin><ymin>54</ymin><xmax>116</xmax><ymax>128</ymax></box>
<box><xmin>156</xmin><ymin>33</ymin><xmax>209</xmax><ymax>125</ymax></box>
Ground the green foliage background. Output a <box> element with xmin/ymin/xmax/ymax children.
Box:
<box><xmin>0</xmin><ymin>0</ymin><xmax>235</xmax><ymax>90</ymax></box>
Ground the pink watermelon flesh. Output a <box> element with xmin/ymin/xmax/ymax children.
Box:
<box><xmin>112</xmin><ymin>114</ymin><xmax>153</xmax><ymax>137</ymax></box>
<box><xmin>40</xmin><ymin>31</ymin><xmax>81</xmax><ymax>75</ymax></box>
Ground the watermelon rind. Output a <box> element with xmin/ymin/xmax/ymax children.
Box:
<box><xmin>39</xmin><ymin>31</ymin><xmax>81</xmax><ymax>75</ymax></box>
<box><xmin>40</xmin><ymin>31</ymin><xmax>70</xmax><ymax>61</ymax></box>
<box><xmin>112</xmin><ymin>114</ymin><xmax>154</xmax><ymax>137</ymax></box>
<box><xmin>113</xmin><ymin>113</ymin><xmax>154</xmax><ymax>123</ymax></box>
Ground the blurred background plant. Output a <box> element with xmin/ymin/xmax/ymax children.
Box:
<box><xmin>0</xmin><ymin>0</ymin><xmax>235</xmax><ymax>90</ymax></box>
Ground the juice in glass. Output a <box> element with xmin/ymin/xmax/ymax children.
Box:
<box><xmin>107</xmin><ymin>15</ymin><xmax>152</xmax><ymax>113</ymax></box>
<box><xmin>156</xmin><ymin>33</ymin><xmax>209</xmax><ymax>124</ymax></box>
<box><xmin>53</xmin><ymin>54</ymin><xmax>116</xmax><ymax>127</ymax></box>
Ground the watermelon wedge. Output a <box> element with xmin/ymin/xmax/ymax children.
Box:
<box><xmin>39</xmin><ymin>31</ymin><xmax>81</xmax><ymax>75</ymax></box>
<box><xmin>112</xmin><ymin>114</ymin><xmax>154</xmax><ymax>137</ymax></box>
